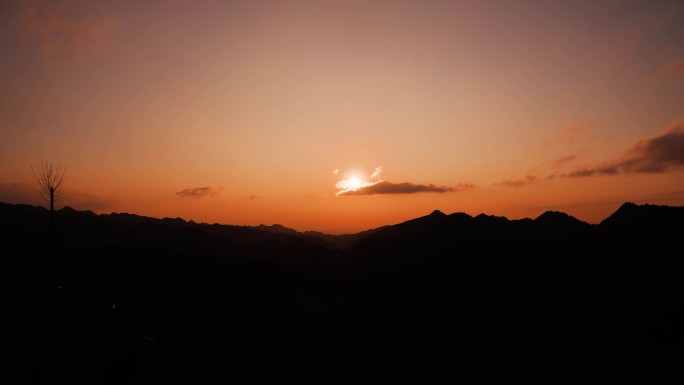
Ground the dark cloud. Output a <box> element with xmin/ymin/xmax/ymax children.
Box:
<box><xmin>176</xmin><ymin>186</ymin><xmax>221</xmax><ymax>198</ymax></box>
<box><xmin>564</xmin><ymin>119</ymin><xmax>684</xmax><ymax>177</ymax></box>
<box><xmin>456</xmin><ymin>182</ymin><xmax>475</xmax><ymax>190</ymax></box>
<box><xmin>7</xmin><ymin>1</ymin><xmax>115</xmax><ymax>56</ymax></box>
<box><xmin>248</xmin><ymin>195</ymin><xmax>263</xmax><ymax>200</ymax></box>
<box><xmin>338</xmin><ymin>181</ymin><xmax>456</xmax><ymax>196</ymax></box>
<box><xmin>554</xmin><ymin>154</ymin><xmax>578</xmax><ymax>167</ymax></box>
<box><xmin>495</xmin><ymin>175</ymin><xmax>538</xmax><ymax>187</ymax></box>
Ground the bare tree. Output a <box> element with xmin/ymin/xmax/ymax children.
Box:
<box><xmin>31</xmin><ymin>159</ymin><xmax>66</xmax><ymax>236</ymax></box>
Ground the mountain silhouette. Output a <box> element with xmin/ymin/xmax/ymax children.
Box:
<box><xmin>601</xmin><ymin>201</ymin><xmax>684</xmax><ymax>229</ymax></box>
<box><xmin>1</xmin><ymin>200</ymin><xmax>683</xmax><ymax>384</ymax></box>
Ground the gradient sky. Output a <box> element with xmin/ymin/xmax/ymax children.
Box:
<box><xmin>1</xmin><ymin>0</ymin><xmax>684</xmax><ymax>233</ymax></box>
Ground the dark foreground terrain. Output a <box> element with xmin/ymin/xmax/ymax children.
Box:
<box><xmin>1</xmin><ymin>201</ymin><xmax>683</xmax><ymax>384</ymax></box>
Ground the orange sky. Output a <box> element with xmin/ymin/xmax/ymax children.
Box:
<box><xmin>1</xmin><ymin>0</ymin><xmax>684</xmax><ymax>233</ymax></box>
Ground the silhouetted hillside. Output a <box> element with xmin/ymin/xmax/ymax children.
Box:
<box><xmin>601</xmin><ymin>201</ymin><xmax>684</xmax><ymax>230</ymax></box>
<box><xmin>1</xmin><ymin>200</ymin><xmax>683</xmax><ymax>384</ymax></box>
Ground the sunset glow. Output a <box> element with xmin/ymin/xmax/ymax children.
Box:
<box><xmin>334</xmin><ymin>166</ymin><xmax>383</xmax><ymax>195</ymax></box>
<box><xmin>336</xmin><ymin>176</ymin><xmax>368</xmax><ymax>194</ymax></box>
<box><xmin>1</xmin><ymin>0</ymin><xmax>683</xmax><ymax>233</ymax></box>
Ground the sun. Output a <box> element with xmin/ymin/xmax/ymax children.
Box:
<box><xmin>346</xmin><ymin>176</ymin><xmax>364</xmax><ymax>190</ymax></box>
<box><xmin>333</xmin><ymin>166</ymin><xmax>383</xmax><ymax>195</ymax></box>
<box><xmin>335</xmin><ymin>175</ymin><xmax>366</xmax><ymax>192</ymax></box>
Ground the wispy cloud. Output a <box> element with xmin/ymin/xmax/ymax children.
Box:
<box><xmin>554</xmin><ymin>154</ymin><xmax>578</xmax><ymax>167</ymax></box>
<box><xmin>495</xmin><ymin>174</ymin><xmax>538</xmax><ymax>187</ymax></box>
<box><xmin>655</xmin><ymin>59</ymin><xmax>684</xmax><ymax>80</ymax></box>
<box><xmin>338</xmin><ymin>181</ymin><xmax>456</xmax><ymax>196</ymax></box>
<box><xmin>370</xmin><ymin>166</ymin><xmax>382</xmax><ymax>179</ymax></box>
<box><xmin>564</xmin><ymin>118</ymin><xmax>684</xmax><ymax>177</ymax></box>
<box><xmin>176</xmin><ymin>186</ymin><xmax>222</xmax><ymax>198</ymax></box>
<box><xmin>10</xmin><ymin>2</ymin><xmax>114</xmax><ymax>56</ymax></box>
<box><xmin>456</xmin><ymin>182</ymin><xmax>475</xmax><ymax>190</ymax></box>
<box><xmin>544</xmin><ymin>123</ymin><xmax>593</xmax><ymax>147</ymax></box>
<box><xmin>248</xmin><ymin>195</ymin><xmax>263</xmax><ymax>200</ymax></box>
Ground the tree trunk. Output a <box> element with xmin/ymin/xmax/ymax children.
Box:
<box><xmin>49</xmin><ymin>188</ymin><xmax>54</xmax><ymax>240</ymax></box>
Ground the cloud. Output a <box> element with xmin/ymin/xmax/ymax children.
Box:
<box><xmin>176</xmin><ymin>186</ymin><xmax>222</xmax><ymax>198</ymax></box>
<box><xmin>544</xmin><ymin>123</ymin><xmax>593</xmax><ymax>147</ymax></box>
<box><xmin>655</xmin><ymin>59</ymin><xmax>684</xmax><ymax>80</ymax></box>
<box><xmin>0</xmin><ymin>182</ymin><xmax>116</xmax><ymax>210</ymax></box>
<box><xmin>338</xmin><ymin>181</ymin><xmax>455</xmax><ymax>196</ymax></box>
<box><xmin>64</xmin><ymin>191</ymin><xmax>117</xmax><ymax>211</ymax></box>
<box><xmin>332</xmin><ymin>168</ymin><xmax>340</xmax><ymax>175</ymax></box>
<box><xmin>333</xmin><ymin>165</ymin><xmax>467</xmax><ymax>196</ymax></box>
<box><xmin>335</xmin><ymin>178</ymin><xmax>377</xmax><ymax>194</ymax></box>
<box><xmin>495</xmin><ymin>174</ymin><xmax>538</xmax><ymax>187</ymax></box>
<box><xmin>564</xmin><ymin>118</ymin><xmax>684</xmax><ymax>177</ymax></box>
<box><xmin>248</xmin><ymin>195</ymin><xmax>263</xmax><ymax>200</ymax></box>
<box><xmin>554</xmin><ymin>154</ymin><xmax>578</xmax><ymax>167</ymax></box>
<box><xmin>0</xmin><ymin>182</ymin><xmax>42</xmax><ymax>205</ymax></box>
<box><xmin>6</xmin><ymin>1</ymin><xmax>115</xmax><ymax>56</ymax></box>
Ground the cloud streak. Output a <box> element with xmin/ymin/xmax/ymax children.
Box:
<box><xmin>6</xmin><ymin>2</ymin><xmax>115</xmax><ymax>56</ymax></box>
<box><xmin>370</xmin><ymin>166</ymin><xmax>382</xmax><ymax>179</ymax></box>
<box><xmin>333</xmin><ymin>165</ymin><xmax>467</xmax><ymax>196</ymax></box>
<box><xmin>338</xmin><ymin>181</ymin><xmax>456</xmax><ymax>196</ymax></box>
<box><xmin>455</xmin><ymin>182</ymin><xmax>475</xmax><ymax>190</ymax></box>
<box><xmin>495</xmin><ymin>174</ymin><xmax>538</xmax><ymax>187</ymax></box>
<box><xmin>655</xmin><ymin>59</ymin><xmax>684</xmax><ymax>80</ymax></box>
<box><xmin>564</xmin><ymin>119</ymin><xmax>684</xmax><ymax>177</ymax></box>
<box><xmin>554</xmin><ymin>154</ymin><xmax>578</xmax><ymax>167</ymax></box>
<box><xmin>176</xmin><ymin>186</ymin><xmax>222</xmax><ymax>198</ymax></box>
<box><xmin>544</xmin><ymin>123</ymin><xmax>593</xmax><ymax>147</ymax></box>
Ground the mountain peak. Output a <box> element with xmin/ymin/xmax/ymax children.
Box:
<box><xmin>473</xmin><ymin>213</ymin><xmax>510</xmax><ymax>226</ymax></box>
<box><xmin>253</xmin><ymin>223</ymin><xmax>299</xmax><ymax>235</ymax></box>
<box><xmin>428</xmin><ymin>210</ymin><xmax>446</xmax><ymax>217</ymax></box>
<box><xmin>601</xmin><ymin>202</ymin><xmax>683</xmax><ymax>228</ymax></box>
<box><xmin>601</xmin><ymin>202</ymin><xmax>647</xmax><ymax>225</ymax></box>
<box><xmin>534</xmin><ymin>210</ymin><xmax>588</xmax><ymax>229</ymax></box>
<box><xmin>619</xmin><ymin>202</ymin><xmax>638</xmax><ymax>209</ymax></box>
<box><xmin>535</xmin><ymin>210</ymin><xmax>573</xmax><ymax>222</ymax></box>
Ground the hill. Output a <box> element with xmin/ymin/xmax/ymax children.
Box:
<box><xmin>1</xmin><ymin>201</ymin><xmax>683</xmax><ymax>383</ymax></box>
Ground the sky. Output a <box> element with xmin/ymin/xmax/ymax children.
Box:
<box><xmin>1</xmin><ymin>0</ymin><xmax>684</xmax><ymax>234</ymax></box>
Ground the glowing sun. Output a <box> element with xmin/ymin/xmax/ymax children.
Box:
<box><xmin>334</xmin><ymin>166</ymin><xmax>384</xmax><ymax>195</ymax></box>
<box><xmin>335</xmin><ymin>175</ymin><xmax>367</xmax><ymax>192</ymax></box>
<box><xmin>346</xmin><ymin>176</ymin><xmax>364</xmax><ymax>190</ymax></box>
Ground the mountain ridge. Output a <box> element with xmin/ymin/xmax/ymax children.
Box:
<box><xmin>3</xmin><ymin>200</ymin><xmax>680</xmax><ymax>248</ymax></box>
<box><xmin>2</xmin><ymin>199</ymin><xmax>684</xmax><ymax>383</ymax></box>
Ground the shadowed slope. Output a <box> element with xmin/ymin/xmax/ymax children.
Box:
<box><xmin>1</xmin><ymin>200</ymin><xmax>684</xmax><ymax>383</ymax></box>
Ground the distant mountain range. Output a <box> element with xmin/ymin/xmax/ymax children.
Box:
<box><xmin>1</xmin><ymin>200</ymin><xmax>683</xmax><ymax>383</ymax></box>
<box><xmin>2</xmin><ymin>200</ymin><xmax>682</xmax><ymax>270</ymax></box>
